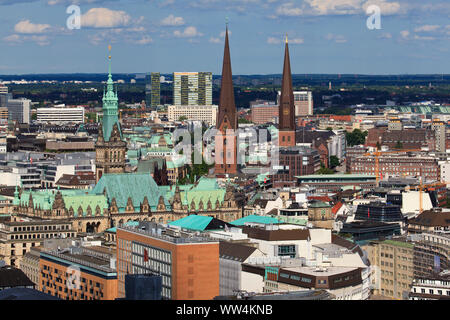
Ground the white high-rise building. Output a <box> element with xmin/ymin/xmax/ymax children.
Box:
<box><xmin>7</xmin><ymin>98</ymin><xmax>31</xmax><ymax>124</ymax></box>
<box><xmin>173</xmin><ymin>72</ymin><xmax>212</xmax><ymax>106</ymax></box>
<box><xmin>277</xmin><ymin>90</ymin><xmax>313</xmax><ymax>116</ymax></box>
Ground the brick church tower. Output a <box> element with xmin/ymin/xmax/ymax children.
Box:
<box><xmin>278</xmin><ymin>36</ymin><xmax>296</xmax><ymax>147</ymax></box>
<box><xmin>215</xmin><ymin>26</ymin><xmax>238</xmax><ymax>175</ymax></box>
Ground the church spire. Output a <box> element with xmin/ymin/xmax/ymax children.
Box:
<box><xmin>217</xmin><ymin>24</ymin><xmax>237</xmax><ymax>130</ymax></box>
<box><xmin>279</xmin><ymin>34</ymin><xmax>295</xmax><ymax>131</ymax></box>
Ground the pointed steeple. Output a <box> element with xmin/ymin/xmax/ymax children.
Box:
<box><xmin>217</xmin><ymin>25</ymin><xmax>237</xmax><ymax>130</ymax></box>
<box><xmin>101</xmin><ymin>44</ymin><xmax>121</xmax><ymax>142</ymax></box>
<box><xmin>279</xmin><ymin>34</ymin><xmax>295</xmax><ymax>131</ymax></box>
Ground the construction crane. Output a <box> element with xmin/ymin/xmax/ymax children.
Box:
<box><xmin>363</xmin><ymin>149</ymin><xmax>423</xmax><ymax>186</ymax></box>
<box><xmin>408</xmin><ymin>181</ymin><xmax>449</xmax><ymax>214</ymax></box>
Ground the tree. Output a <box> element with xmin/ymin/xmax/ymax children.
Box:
<box><xmin>345</xmin><ymin>129</ymin><xmax>367</xmax><ymax>147</ymax></box>
<box><xmin>316</xmin><ymin>164</ymin><xmax>335</xmax><ymax>175</ymax></box>
<box><xmin>326</xmin><ymin>127</ymin><xmax>333</xmax><ymax>131</ymax></box>
<box><xmin>330</xmin><ymin>156</ymin><xmax>340</xmax><ymax>168</ymax></box>
<box><xmin>178</xmin><ymin>116</ymin><xmax>188</xmax><ymax>121</ymax></box>
<box><xmin>238</xmin><ymin>118</ymin><xmax>252</xmax><ymax>124</ymax></box>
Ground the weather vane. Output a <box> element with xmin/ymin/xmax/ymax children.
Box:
<box><xmin>108</xmin><ymin>44</ymin><xmax>112</xmax><ymax>60</ymax></box>
<box><xmin>226</xmin><ymin>16</ymin><xmax>229</xmax><ymax>27</ymax></box>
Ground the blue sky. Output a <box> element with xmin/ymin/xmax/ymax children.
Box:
<box><xmin>0</xmin><ymin>0</ymin><xmax>449</xmax><ymax>75</ymax></box>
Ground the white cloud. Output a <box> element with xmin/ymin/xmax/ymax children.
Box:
<box><xmin>414</xmin><ymin>25</ymin><xmax>440</xmax><ymax>32</ymax></box>
<box><xmin>161</xmin><ymin>14</ymin><xmax>185</xmax><ymax>26</ymax></box>
<box><xmin>14</xmin><ymin>20</ymin><xmax>51</xmax><ymax>34</ymax></box>
<box><xmin>81</xmin><ymin>8</ymin><xmax>131</xmax><ymax>28</ymax></box>
<box><xmin>325</xmin><ymin>33</ymin><xmax>347</xmax><ymax>43</ymax></box>
<box><xmin>134</xmin><ymin>36</ymin><xmax>153</xmax><ymax>45</ymax></box>
<box><xmin>173</xmin><ymin>26</ymin><xmax>203</xmax><ymax>38</ymax></box>
<box><xmin>209</xmin><ymin>37</ymin><xmax>221</xmax><ymax>43</ymax></box>
<box><xmin>4</xmin><ymin>33</ymin><xmax>50</xmax><ymax>46</ymax></box>
<box><xmin>400</xmin><ymin>30</ymin><xmax>410</xmax><ymax>39</ymax></box>
<box><xmin>267</xmin><ymin>36</ymin><xmax>281</xmax><ymax>44</ymax></box>
<box><xmin>276</xmin><ymin>3</ymin><xmax>303</xmax><ymax>16</ymax></box>
<box><xmin>274</xmin><ymin>0</ymin><xmax>402</xmax><ymax>17</ymax></box>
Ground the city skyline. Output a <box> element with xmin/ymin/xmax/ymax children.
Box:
<box><xmin>0</xmin><ymin>0</ymin><xmax>449</xmax><ymax>75</ymax></box>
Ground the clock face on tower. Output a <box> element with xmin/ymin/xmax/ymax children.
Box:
<box><xmin>283</xmin><ymin>108</ymin><xmax>290</xmax><ymax>116</ymax></box>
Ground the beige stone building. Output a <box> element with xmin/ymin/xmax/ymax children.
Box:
<box><xmin>364</xmin><ymin>239</ymin><xmax>415</xmax><ymax>300</ymax></box>
<box><xmin>0</xmin><ymin>220</ymin><xmax>76</xmax><ymax>268</ymax></box>
<box><xmin>20</xmin><ymin>246</ymin><xmax>41</xmax><ymax>287</ymax></box>
<box><xmin>308</xmin><ymin>201</ymin><xmax>334</xmax><ymax>229</ymax></box>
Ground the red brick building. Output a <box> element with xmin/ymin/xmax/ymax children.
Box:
<box><xmin>116</xmin><ymin>222</ymin><xmax>219</xmax><ymax>300</ymax></box>
<box><xmin>351</xmin><ymin>154</ymin><xmax>440</xmax><ymax>181</ymax></box>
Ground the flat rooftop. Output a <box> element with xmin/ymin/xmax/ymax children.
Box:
<box><xmin>283</xmin><ymin>266</ymin><xmax>358</xmax><ymax>277</ymax></box>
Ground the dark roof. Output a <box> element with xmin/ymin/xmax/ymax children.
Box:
<box><xmin>331</xmin><ymin>234</ymin><xmax>364</xmax><ymax>257</ymax></box>
<box><xmin>409</xmin><ymin>210</ymin><xmax>450</xmax><ymax>227</ymax></box>
<box><xmin>0</xmin><ymin>288</ymin><xmax>60</xmax><ymax>300</ymax></box>
<box><xmin>242</xmin><ymin>225</ymin><xmax>310</xmax><ymax>241</ymax></box>
<box><xmin>219</xmin><ymin>241</ymin><xmax>257</xmax><ymax>262</ymax></box>
<box><xmin>296</xmin><ymin>129</ymin><xmax>334</xmax><ymax>144</ymax></box>
<box><xmin>0</xmin><ymin>266</ymin><xmax>35</xmax><ymax>289</ymax></box>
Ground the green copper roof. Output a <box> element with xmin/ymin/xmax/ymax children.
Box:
<box><xmin>16</xmin><ymin>189</ymin><xmax>108</xmax><ymax>216</ymax></box>
<box><xmin>91</xmin><ymin>173</ymin><xmax>170</xmax><ymax>211</ymax></box>
<box><xmin>101</xmin><ymin>54</ymin><xmax>122</xmax><ymax>142</ymax></box>
<box><xmin>231</xmin><ymin>215</ymin><xmax>280</xmax><ymax>226</ymax></box>
<box><xmin>309</xmin><ymin>201</ymin><xmax>331</xmax><ymax>208</ymax></box>
<box><xmin>168</xmin><ymin>215</ymin><xmax>213</xmax><ymax>231</ymax></box>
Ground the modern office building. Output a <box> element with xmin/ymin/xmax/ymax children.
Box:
<box><xmin>36</xmin><ymin>106</ymin><xmax>85</xmax><ymax>125</ymax></box>
<box><xmin>173</xmin><ymin>72</ymin><xmax>212</xmax><ymax>106</ymax></box>
<box><xmin>7</xmin><ymin>98</ymin><xmax>31</xmax><ymax>124</ymax></box>
<box><xmin>39</xmin><ymin>246</ymin><xmax>118</xmax><ymax>300</ymax></box>
<box><xmin>0</xmin><ymin>85</ymin><xmax>10</xmax><ymax>109</ymax></box>
<box><xmin>277</xmin><ymin>90</ymin><xmax>313</xmax><ymax>116</ymax></box>
<box><xmin>167</xmin><ymin>104</ymin><xmax>218</xmax><ymax>126</ymax></box>
<box><xmin>116</xmin><ymin>222</ymin><xmax>220</xmax><ymax>300</ymax></box>
<box><xmin>151</xmin><ymin>72</ymin><xmax>161</xmax><ymax>108</ymax></box>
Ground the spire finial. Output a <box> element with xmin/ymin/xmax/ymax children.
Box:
<box><xmin>226</xmin><ymin>16</ymin><xmax>229</xmax><ymax>28</ymax></box>
<box><xmin>286</xmin><ymin>33</ymin><xmax>288</xmax><ymax>44</ymax></box>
